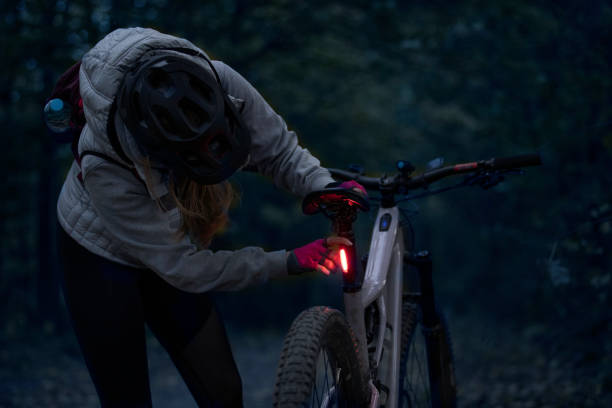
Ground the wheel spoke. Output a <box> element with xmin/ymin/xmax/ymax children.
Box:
<box><xmin>323</xmin><ymin>350</ymin><xmax>331</xmax><ymax>405</ymax></box>
<box><xmin>413</xmin><ymin>333</ymin><xmax>429</xmax><ymax>406</ymax></box>
<box><xmin>313</xmin><ymin>351</ymin><xmax>323</xmax><ymax>407</ymax></box>
<box><xmin>412</xmin><ymin>334</ymin><xmax>428</xmax><ymax>407</ymax></box>
<box><xmin>274</xmin><ymin>307</ymin><xmax>370</xmax><ymax>408</ymax></box>
<box><xmin>311</xmin><ymin>348</ymin><xmax>340</xmax><ymax>407</ymax></box>
<box><xmin>399</xmin><ymin>305</ymin><xmax>455</xmax><ymax>408</ymax></box>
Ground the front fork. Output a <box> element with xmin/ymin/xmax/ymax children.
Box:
<box><xmin>405</xmin><ymin>250</ymin><xmax>449</xmax><ymax>408</ymax></box>
<box><xmin>405</xmin><ymin>250</ymin><xmax>440</xmax><ymax>328</ymax></box>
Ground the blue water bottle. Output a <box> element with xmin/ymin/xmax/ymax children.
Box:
<box><xmin>44</xmin><ymin>98</ymin><xmax>74</xmax><ymax>142</ymax></box>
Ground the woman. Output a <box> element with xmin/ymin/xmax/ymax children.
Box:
<box><xmin>56</xmin><ymin>27</ymin><xmax>364</xmax><ymax>407</ymax></box>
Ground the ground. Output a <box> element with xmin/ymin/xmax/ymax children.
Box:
<box><xmin>0</xmin><ymin>314</ymin><xmax>608</xmax><ymax>407</ymax></box>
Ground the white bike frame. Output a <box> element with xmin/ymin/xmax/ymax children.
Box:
<box><xmin>343</xmin><ymin>205</ymin><xmax>406</xmax><ymax>408</ymax></box>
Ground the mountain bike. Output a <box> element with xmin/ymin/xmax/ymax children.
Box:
<box><xmin>273</xmin><ymin>154</ymin><xmax>542</xmax><ymax>407</ymax></box>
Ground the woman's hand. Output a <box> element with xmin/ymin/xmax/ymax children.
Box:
<box><xmin>288</xmin><ymin>237</ymin><xmax>353</xmax><ymax>275</ymax></box>
<box><xmin>338</xmin><ymin>180</ymin><xmax>367</xmax><ymax>196</ymax></box>
<box><xmin>325</xmin><ymin>180</ymin><xmax>368</xmax><ymax>197</ymax></box>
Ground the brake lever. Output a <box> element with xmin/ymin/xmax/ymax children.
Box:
<box><xmin>481</xmin><ymin>174</ymin><xmax>505</xmax><ymax>190</ymax></box>
<box><xmin>464</xmin><ymin>169</ymin><xmax>524</xmax><ymax>190</ymax></box>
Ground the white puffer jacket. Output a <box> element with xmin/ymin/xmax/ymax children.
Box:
<box><xmin>57</xmin><ymin>27</ymin><xmax>334</xmax><ymax>292</ymax></box>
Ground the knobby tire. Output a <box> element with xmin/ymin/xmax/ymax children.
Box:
<box><xmin>274</xmin><ymin>306</ymin><xmax>371</xmax><ymax>407</ymax></box>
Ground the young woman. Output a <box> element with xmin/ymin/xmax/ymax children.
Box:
<box><xmin>56</xmin><ymin>27</ymin><xmax>364</xmax><ymax>407</ymax></box>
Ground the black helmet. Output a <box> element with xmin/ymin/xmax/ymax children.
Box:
<box><xmin>117</xmin><ymin>49</ymin><xmax>250</xmax><ymax>185</ymax></box>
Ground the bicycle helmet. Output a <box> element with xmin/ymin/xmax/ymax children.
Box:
<box><xmin>117</xmin><ymin>49</ymin><xmax>250</xmax><ymax>185</ymax></box>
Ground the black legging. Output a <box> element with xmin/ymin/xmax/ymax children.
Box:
<box><xmin>58</xmin><ymin>226</ymin><xmax>243</xmax><ymax>407</ymax></box>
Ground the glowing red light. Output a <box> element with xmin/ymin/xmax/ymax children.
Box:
<box><xmin>340</xmin><ymin>249</ymin><xmax>349</xmax><ymax>274</ymax></box>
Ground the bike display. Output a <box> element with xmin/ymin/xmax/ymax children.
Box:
<box><xmin>273</xmin><ymin>154</ymin><xmax>542</xmax><ymax>408</ymax></box>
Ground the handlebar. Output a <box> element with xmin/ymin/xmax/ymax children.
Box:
<box><xmin>328</xmin><ymin>153</ymin><xmax>542</xmax><ymax>194</ymax></box>
<box><xmin>486</xmin><ymin>153</ymin><xmax>542</xmax><ymax>169</ymax></box>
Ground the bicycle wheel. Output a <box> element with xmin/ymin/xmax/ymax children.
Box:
<box><xmin>274</xmin><ymin>306</ymin><xmax>371</xmax><ymax>407</ymax></box>
<box><xmin>398</xmin><ymin>302</ymin><xmax>456</xmax><ymax>408</ymax></box>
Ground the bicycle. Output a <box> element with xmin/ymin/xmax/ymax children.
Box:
<box><xmin>273</xmin><ymin>153</ymin><xmax>542</xmax><ymax>408</ymax></box>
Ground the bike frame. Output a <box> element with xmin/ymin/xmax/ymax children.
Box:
<box><xmin>343</xmin><ymin>205</ymin><xmax>406</xmax><ymax>408</ymax></box>
<box><xmin>322</xmin><ymin>153</ymin><xmax>541</xmax><ymax>407</ymax></box>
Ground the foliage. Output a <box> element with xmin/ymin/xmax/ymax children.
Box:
<box><xmin>0</xmin><ymin>0</ymin><xmax>610</xmax><ymax>384</ymax></box>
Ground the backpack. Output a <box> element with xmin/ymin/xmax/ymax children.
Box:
<box><xmin>45</xmin><ymin>61</ymin><xmax>138</xmax><ymax>183</ymax></box>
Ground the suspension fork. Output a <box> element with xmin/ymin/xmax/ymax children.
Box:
<box><xmin>405</xmin><ymin>250</ymin><xmax>448</xmax><ymax>408</ymax></box>
<box><xmin>405</xmin><ymin>250</ymin><xmax>439</xmax><ymax>328</ymax></box>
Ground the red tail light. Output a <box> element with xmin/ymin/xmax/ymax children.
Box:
<box><xmin>339</xmin><ymin>248</ymin><xmax>349</xmax><ymax>274</ymax></box>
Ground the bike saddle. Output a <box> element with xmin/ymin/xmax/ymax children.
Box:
<box><xmin>302</xmin><ymin>187</ymin><xmax>370</xmax><ymax>216</ymax></box>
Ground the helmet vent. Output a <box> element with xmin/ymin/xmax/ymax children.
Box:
<box><xmin>147</xmin><ymin>69</ymin><xmax>176</xmax><ymax>97</ymax></box>
<box><xmin>179</xmin><ymin>98</ymin><xmax>209</xmax><ymax>129</ymax></box>
<box><xmin>151</xmin><ymin>105</ymin><xmax>177</xmax><ymax>134</ymax></box>
<box><xmin>118</xmin><ymin>50</ymin><xmax>251</xmax><ymax>184</ymax></box>
<box><xmin>189</xmin><ymin>77</ymin><xmax>214</xmax><ymax>103</ymax></box>
<box><xmin>185</xmin><ymin>153</ymin><xmax>200</xmax><ymax>165</ymax></box>
<box><xmin>207</xmin><ymin>133</ymin><xmax>230</xmax><ymax>160</ymax></box>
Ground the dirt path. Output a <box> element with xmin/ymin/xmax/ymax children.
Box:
<box><xmin>0</xmin><ymin>326</ymin><xmax>282</xmax><ymax>408</ymax></box>
<box><xmin>0</xmin><ymin>316</ymin><xmax>608</xmax><ymax>407</ymax></box>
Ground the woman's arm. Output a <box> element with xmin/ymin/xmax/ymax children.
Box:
<box><xmin>83</xmin><ymin>158</ymin><xmax>288</xmax><ymax>293</ymax></box>
<box><xmin>214</xmin><ymin>61</ymin><xmax>335</xmax><ymax>197</ymax></box>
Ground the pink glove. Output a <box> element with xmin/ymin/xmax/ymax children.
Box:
<box><xmin>326</xmin><ymin>180</ymin><xmax>368</xmax><ymax>197</ymax></box>
<box><xmin>288</xmin><ymin>237</ymin><xmax>353</xmax><ymax>275</ymax></box>
<box><xmin>339</xmin><ymin>180</ymin><xmax>367</xmax><ymax>196</ymax></box>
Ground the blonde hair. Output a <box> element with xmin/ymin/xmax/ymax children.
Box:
<box><xmin>142</xmin><ymin>157</ymin><xmax>236</xmax><ymax>247</ymax></box>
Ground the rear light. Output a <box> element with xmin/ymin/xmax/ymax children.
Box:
<box><xmin>338</xmin><ymin>244</ymin><xmax>363</xmax><ymax>292</ymax></box>
<box><xmin>339</xmin><ymin>248</ymin><xmax>349</xmax><ymax>274</ymax></box>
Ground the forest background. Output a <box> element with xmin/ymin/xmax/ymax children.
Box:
<box><xmin>0</xmin><ymin>0</ymin><xmax>610</xmax><ymax>406</ymax></box>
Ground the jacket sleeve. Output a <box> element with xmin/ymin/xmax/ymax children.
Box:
<box><xmin>82</xmin><ymin>158</ymin><xmax>289</xmax><ymax>293</ymax></box>
<box><xmin>214</xmin><ymin>61</ymin><xmax>335</xmax><ymax>197</ymax></box>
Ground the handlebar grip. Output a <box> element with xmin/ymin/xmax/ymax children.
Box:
<box><xmin>489</xmin><ymin>153</ymin><xmax>542</xmax><ymax>169</ymax></box>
